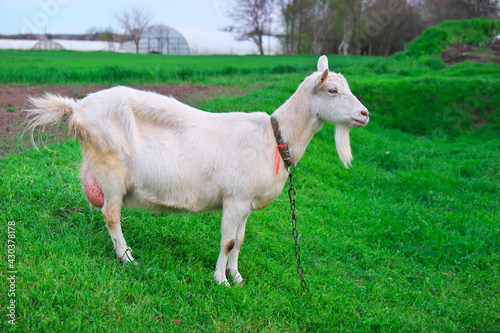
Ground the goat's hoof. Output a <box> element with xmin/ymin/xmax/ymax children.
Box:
<box><xmin>229</xmin><ymin>270</ymin><xmax>244</xmax><ymax>286</ymax></box>
<box><xmin>213</xmin><ymin>274</ymin><xmax>231</xmax><ymax>287</ymax></box>
<box><xmin>119</xmin><ymin>258</ymin><xmax>139</xmax><ymax>266</ymax></box>
<box><xmin>118</xmin><ymin>247</ymin><xmax>136</xmax><ymax>264</ymax></box>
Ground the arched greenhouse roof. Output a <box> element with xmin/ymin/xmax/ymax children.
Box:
<box><xmin>138</xmin><ymin>24</ymin><xmax>190</xmax><ymax>55</ymax></box>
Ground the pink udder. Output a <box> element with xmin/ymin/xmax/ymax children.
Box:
<box><xmin>83</xmin><ymin>169</ymin><xmax>104</xmax><ymax>208</ymax></box>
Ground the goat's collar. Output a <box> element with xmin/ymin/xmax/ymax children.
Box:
<box><xmin>270</xmin><ymin>116</ymin><xmax>294</xmax><ymax>171</ymax></box>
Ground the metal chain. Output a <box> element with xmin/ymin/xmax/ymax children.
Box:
<box><xmin>287</xmin><ymin>166</ymin><xmax>312</xmax><ymax>297</ymax></box>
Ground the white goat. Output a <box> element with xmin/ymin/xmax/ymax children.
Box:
<box><xmin>25</xmin><ymin>56</ymin><xmax>369</xmax><ymax>286</ymax></box>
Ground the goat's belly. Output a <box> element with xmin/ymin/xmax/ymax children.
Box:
<box><xmin>251</xmin><ymin>192</ymin><xmax>281</xmax><ymax>210</ymax></box>
<box><xmin>122</xmin><ymin>186</ymin><xmax>223</xmax><ymax>214</ymax></box>
<box><xmin>250</xmin><ymin>181</ymin><xmax>286</xmax><ymax>210</ymax></box>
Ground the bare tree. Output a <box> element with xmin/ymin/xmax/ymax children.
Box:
<box><xmin>461</xmin><ymin>0</ymin><xmax>500</xmax><ymax>18</ymax></box>
<box><xmin>280</xmin><ymin>0</ymin><xmax>299</xmax><ymax>54</ymax></box>
<box><xmin>311</xmin><ymin>0</ymin><xmax>335</xmax><ymax>54</ymax></box>
<box><xmin>359</xmin><ymin>0</ymin><xmax>421</xmax><ymax>56</ymax></box>
<box><xmin>102</xmin><ymin>27</ymin><xmax>115</xmax><ymax>51</ymax></box>
<box><xmin>84</xmin><ymin>26</ymin><xmax>116</xmax><ymax>50</ymax></box>
<box><xmin>338</xmin><ymin>0</ymin><xmax>363</xmax><ymax>55</ymax></box>
<box><xmin>280</xmin><ymin>0</ymin><xmax>316</xmax><ymax>54</ymax></box>
<box><xmin>418</xmin><ymin>0</ymin><xmax>499</xmax><ymax>26</ymax></box>
<box><xmin>223</xmin><ymin>0</ymin><xmax>276</xmax><ymax>55</ymax></box>
<box><xmin>85</xmin><ymin>26</ymin><xmax>100</xmax><ymax>41</ymax></box>
<box><xmin>116</xmin><ymin>7</ymin><xmax>153</xmax><ymax>54</ymax></box>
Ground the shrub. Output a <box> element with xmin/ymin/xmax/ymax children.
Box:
<box><xmin>403</xmin><ymin>18</ymin><xmax>500</xmax><ymax>58</ymax></box>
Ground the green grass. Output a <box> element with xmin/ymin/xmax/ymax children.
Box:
<box><xmin>398</xmin><ymin>18</ymin><xmax>500</xmax><ymax>58</ymax></box>
<box><xmin>0</xmin><ymin>50</ymin><xmax>380</xmax><ymax>86</ymax></box>
<box><xmin>1</xmin><ymin>21</ymin><xmax>500</xmax><ymax>330</ymax></box>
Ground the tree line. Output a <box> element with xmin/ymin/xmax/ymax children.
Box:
<box><xmin>225</xmin><ymin>0</ymin><xmax>500</xmax><ymax>55</ymax></box>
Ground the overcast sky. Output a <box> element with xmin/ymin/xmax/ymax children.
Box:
<box><xmin>0</xmin><ymin>0</ymin><xmax>264</xmax><ymax>54</ymax></box>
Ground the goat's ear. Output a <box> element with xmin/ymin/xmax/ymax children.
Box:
<box><xmin>317</xmin><ymin>55</ymin><xmax>329</xmax><ymax>72</ymax></box>
<box><xmin>316</xmin><ymin>68</ymin><xmax>329</xmax><ymax>89</ymax></box>
<box><xmin>316</xmin><ymin>55</ymin><xmax>329</xmax><ymax>88</ymax></box>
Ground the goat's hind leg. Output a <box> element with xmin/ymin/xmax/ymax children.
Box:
<box><xmin>84</xmin><ymin>159</ymin><xmax>135</xmax><ymax>264</ymax></box>
<box><xmin>102</xmin><ymin>199</ymin><xmax>135</xmax><ymax>264</ymax></box>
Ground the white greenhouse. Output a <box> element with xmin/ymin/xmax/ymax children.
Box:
<box><xmin>137</xmin><ymin>24</ymin><xmax>190</xmax><ymax>55</ymax></box>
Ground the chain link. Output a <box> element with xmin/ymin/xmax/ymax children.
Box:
<box><xmin>270</xmin><ymin>116</ymin><xmax>311</xmax><ymax>298</ymax></box>
<box><xmin>287</xmin><ymin>167</ymin><xmax>312</xmax><ymax>297</ymax></box>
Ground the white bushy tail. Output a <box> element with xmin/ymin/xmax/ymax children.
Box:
<box><xmin>24</xmin><ymin>94</ymin><xmax>79</xmax><ymax>148</ymax></box>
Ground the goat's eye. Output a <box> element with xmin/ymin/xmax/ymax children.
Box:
<box><xmin>328</xmin><ymin>88</ymin><xmax>338</xmax><ymax>95</ymax></box>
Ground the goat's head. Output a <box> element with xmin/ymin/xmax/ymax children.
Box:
<box><xmin>310</xmin><ymin>55</ymin><xmax>369</xmax><ymax>167</ymax></box>
<box><xmin>311</xmin><ymin>55</ymin><xmax>369</xmax><ymax>128</ymax></box>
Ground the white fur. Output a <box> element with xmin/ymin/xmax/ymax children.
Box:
<box><xmin>24</xmin><ymin>56</ymin><xmax>368</xmax><ymax>285</ymax></box>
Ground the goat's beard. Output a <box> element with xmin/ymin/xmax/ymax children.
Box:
<box><xmin>335</xmin><ymin>124</ymin><xmax>352</xmax><ymax>168</ymax></box>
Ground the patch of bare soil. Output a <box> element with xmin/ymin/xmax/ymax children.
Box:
<box><xmin>0</xmin><ymin>84</ymin><xmax>241</xmax><ymax>157</ymax></box>
<box><xmin>440</xmin><ymin>41</ymin><xmax>500</xmax><ymax>65</ymax></box>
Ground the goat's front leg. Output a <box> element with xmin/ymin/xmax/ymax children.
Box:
<box><xmin>213</xmin><ymin>200</ymin><xmax>250</xmax><ymax>286</ymax></box>
<box><xmin>226</xmin><ymin>218</ymin><xmax>248</xmax><ymax>286</ymax></box>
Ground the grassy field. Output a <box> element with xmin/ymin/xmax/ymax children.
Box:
<box><xmin>1</xmin><ymin>20</ymin><xmax>499</xmax><ymax>332</ymax></box>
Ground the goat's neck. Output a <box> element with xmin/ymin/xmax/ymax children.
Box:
<box><xmin>271</xmin><ymin>93</ymin><xmax>324</xmax><ymax>165</ymax></box>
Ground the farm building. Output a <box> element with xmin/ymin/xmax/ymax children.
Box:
<box><xmin>136</xmin><ymin>24</ymin><xmax>190</xmax><ymax>55</ymax></box>
<box><xmin>0</xmin><ymin>24</ymin><xmax>190</xmax><ymax>55</ymax></box>
<box><xmin>31</xmin><ymin>40</ymin><xmax>64</xmax><ymax>50</ymax></box>
<box><xmin>0</xmin><ymin>38</ymin><xmax>119</xmax><ymax>51</ymax></box>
